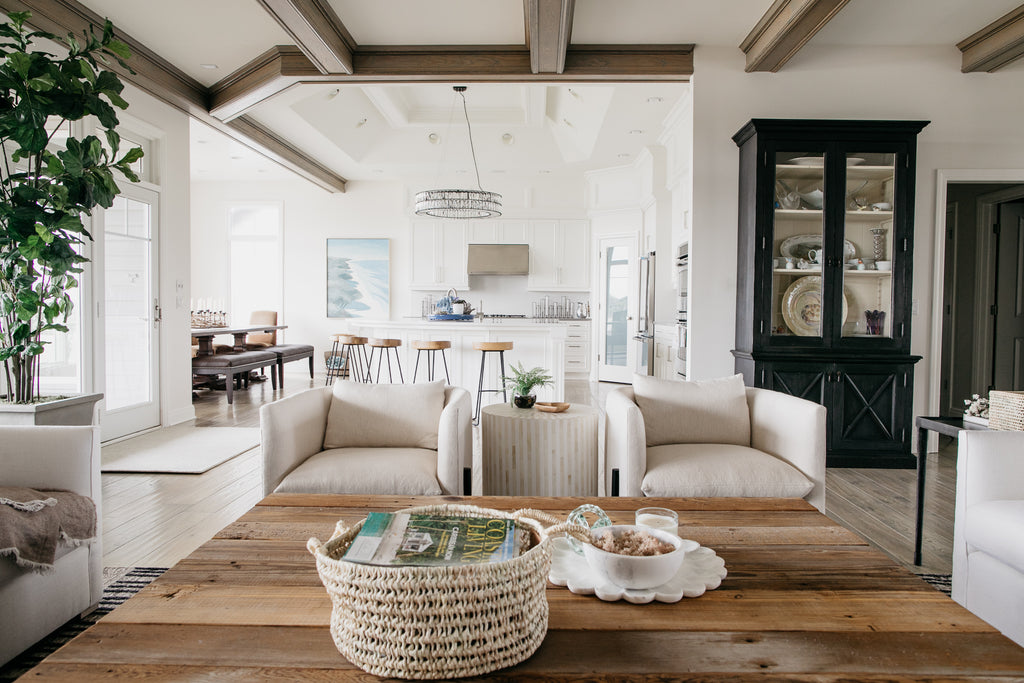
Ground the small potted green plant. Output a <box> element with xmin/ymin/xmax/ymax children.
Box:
<box><xmin>503</xmin><ymin>363</ymin><xmax>553</xmax><ymax>409</ymax></box>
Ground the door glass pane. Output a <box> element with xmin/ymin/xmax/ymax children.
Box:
<box><xmin>772</xmin><ymin>152</ymin><xmax>825</xmax><ymax>338</ymax></box>
<box><xmin>603</xmin><ymin>245</ymin><xmax>629</xmax><ymax>366</ymax></box>
<box><xmin>841</xmin><ymin>152</ymin><xmax>896</xmax><ymax>338</ymax></box>
<box><xmin>104</xmin><ymin>196</ymin><xmax>153</xmax><ymax>411</ymax></box>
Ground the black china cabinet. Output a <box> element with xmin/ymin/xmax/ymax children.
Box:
<box><xmin>732</xmin><ymin>119</ymin><xmax>928</xmax><ymax>468</ymax></box>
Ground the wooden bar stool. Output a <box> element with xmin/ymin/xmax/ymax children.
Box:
<box><xmin>367</xmin><ymin>338</ymin><xmax>404</xmax><ymax>383</ymax></box>
<box><xmin>472</xmin><ymin>341</ymin><xmax>513</xmax><ymax>425</ymax></box>
<box><xmin>327</xmin><ymin>334</ymin><xmax>369</xmax><ymax>384</ymax></box>
<box><xmin>411</xmin><ymin>340</ymin><xmax>451</xmax><ymax>384</ymax></box>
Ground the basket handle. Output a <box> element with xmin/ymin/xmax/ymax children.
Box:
<box><xmin>306</xmin><ymin>519</ymin><xmax>351</xmax><ymax>557</ymax></box>
<box><xmin>545</xmin><ymin>522</ymin><xmax>593</xmax><ymax>546</ymax></box>
<box><xmin>510</xmin><ymin>509</ymin><xmax>562</xmax><ymax>526</ymax></box>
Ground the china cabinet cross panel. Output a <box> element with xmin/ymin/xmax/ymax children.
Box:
<box><xmin>747</xmin><ymin>357</ymin><xmax>919</xmax><ymax>468</ymax></box>
<box><xmin>731</xmin><ymin>119</ymin><xmax>928</xmax><ymax>468</ymax></box>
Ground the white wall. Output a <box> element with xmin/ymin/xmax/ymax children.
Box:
<box><xmin>689</xmin><ymin>44</ymin><xmax>1024</xmax><ymax>434</ymax></box>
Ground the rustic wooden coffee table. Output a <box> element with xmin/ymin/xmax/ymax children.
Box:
<box><xmin>28</xmin><ymin>495</ymin><xmax>1024</xmax><ymax>680</ymax></box>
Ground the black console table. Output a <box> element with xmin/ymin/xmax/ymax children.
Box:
<box><xmin>914</xmin><ymin>416</ymin><xmax>990</xmax><ymax>565</ymax></box>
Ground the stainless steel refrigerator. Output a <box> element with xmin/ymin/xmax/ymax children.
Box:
<box><xmin>634</xmin><ymin>251</ymin><xmax>655</xmax><ymax>376</ymax></box>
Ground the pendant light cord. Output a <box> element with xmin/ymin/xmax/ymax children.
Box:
<box><xmin>458</xmin><ymin>89</ymin><xmax>485</xmax><ymax>192</ymax></box>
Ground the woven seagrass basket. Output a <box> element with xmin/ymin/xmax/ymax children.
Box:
<box><xmin>989</xmin><ymin>390</ymin><xmax>1024</xmax><ymax>431</ymax></box>
<box><xmin>307</xmin><ymin>504</ymin><xmax>573</xmax><ymax>680</ymax></box>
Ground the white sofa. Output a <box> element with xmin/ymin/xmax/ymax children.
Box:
<box><xmin>606</xmin><ymin>375</ymin><xmax>826</xmax><ymax>512</ymax></box>
<box><xmin>951</xmin><ymin>429</ymin><xmax>1024</xmax><ymax>647</ymax></box>
<box><xmin>0</xmin><ymin>424</ymin><xmax>103</xmax><ymax>665</ymax></box>
<box><xmin>261</xmin><ymin>382</ymin><xmax>472</xmax><ymax>496</ymax></box>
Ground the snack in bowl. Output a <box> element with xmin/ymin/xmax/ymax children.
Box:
<box><xmin>581</xmin><ymin>525</ymin><xmax>699</xmax><ymax>590</ymax></box>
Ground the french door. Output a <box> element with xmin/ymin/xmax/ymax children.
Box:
<box><xmin>597</xmin><ymin>234</ymin><xmax>639</xmax><ymax>383</ymax></box>
<box><xmin>100</xmin><ymin>187</ymin><xmax>160</xmax><ymax>441</ymax></box>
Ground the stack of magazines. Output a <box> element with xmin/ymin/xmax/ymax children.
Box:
<box><xmin>343</xmin><ymin>512</ymin><xmax>531</xmax><ymax>567</ymax></box>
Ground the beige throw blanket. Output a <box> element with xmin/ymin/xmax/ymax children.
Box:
<box><xmin>0</xmin><ymin>486</ymin><xmax>96</xmax><ymax>572</ymax></box>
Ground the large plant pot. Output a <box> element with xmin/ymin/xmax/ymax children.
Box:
<box><xmin>0</xmin><ymin>392</ymin><xmax>103</xmax><ymax>426</ymax></box>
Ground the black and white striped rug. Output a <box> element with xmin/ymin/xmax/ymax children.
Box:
<box><xmin>917</xmin><ymin>573</ymin><xmax>952</xmax><ymax>596</ymax></box>
<box><xmin>0</xmin><ymin>567</ymin><xmax>167</xmax><ymax>682</ymax></box>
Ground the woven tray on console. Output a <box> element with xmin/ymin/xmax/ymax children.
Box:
<box><xmin>307</xmin><ymin>504</ymin><xmax>570</xmax><ymax>680</ymax></box>
<box><xmin>989</xmin><ymin>390</ymin><xmax>1024</xmax><ymax>431</ymax></box>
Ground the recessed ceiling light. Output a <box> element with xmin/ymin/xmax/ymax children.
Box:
<box><xmin>617</xmin><ymin>153</ymin><xmax>630</xmax><ymax>158</ymax></box>
<box><xmin>456</xmin><ymin>169</ymin><xmax>468</xmax><ymax>174</ymax></box>
<box><xmin>230</xmin><ymin>155</ymin><xmax>243</xmax><ymax>160</ymax></box>
<box><xmin>355</xmin><ymin>118</ymin><xmax>367</xmax><ymax>128</ymax></box>
<box><xmin>428</xmin><ymin>133</ymin><xmax>440</xmax><ymax>144</ymax></box>
<box><xmin>501</xmin><ymin>133</ymin><xmax>514</xmax><ymax>145</ymax></box>
<box><xmin>629</xmin><ymin>129</ymin><xmax>643</xmax><ymax>135</ymax></box>
<box><xmin>196</xmin><ymin>139</ymin><xmax>208</xmax><ymax>144</ymax></box>
<box><xmin>647</xmin><ymin>96</ymin><xmax>663</xmax><ymax>104</ymax></box>
<box><xmin>563</xmin><ymin>118</ymin><xmax>574</xmax><ymax>127</ymax></box>
<box><xmin>373</xmin><ymin>169</ymin><xmax>384</xmax><ymax>174</ymax></box>
<box><xmin>199</xmin><ymin>63</ymin><xmax>218</xmax><ymax>70</ymax></box>
<box><xmin>257</xmin><ymin>168</ymin><xmax>266</xmax><ymax>173</ymax></box>
<box><xmin>539</xmin><ymin>170</ymin><xmax>551</xmax><ymax>174</ymax></box>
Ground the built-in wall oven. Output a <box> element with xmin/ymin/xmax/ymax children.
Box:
<box><xmin>676</xmin><ymin>243</ymin><xmax>688</xmax><ymax>379</ymax></box>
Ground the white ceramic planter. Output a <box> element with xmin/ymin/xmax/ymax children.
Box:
<box><xmin>0</xmin><ymin>392</ymin><xmax>103</xmax><ymax>426</ymax></box>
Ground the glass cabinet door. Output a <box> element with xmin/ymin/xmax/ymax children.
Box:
<box><xmin>839</xmin><ymin>151</ymin><xmax>896</xmax><ymax>339</ymax></box>
<box><xmin>770</xmin><ymin>150</ymin><xmax>827</xmax><ymax>339</ymax></box>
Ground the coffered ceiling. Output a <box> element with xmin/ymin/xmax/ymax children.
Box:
<box><xmin>4</xmin><ymin>0</ymin><xmax>1022</xmax><ymax>192</ymax></box>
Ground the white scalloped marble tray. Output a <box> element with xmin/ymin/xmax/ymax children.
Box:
<box><xmin>548</xmin><ymin>537</ymin><xmax>727</xmax><ymax>604</ymax></box>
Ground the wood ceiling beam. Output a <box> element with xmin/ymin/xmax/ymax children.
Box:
<box><xmin>256</xmin><ymin>0</ymin><xmax>354</xmax><ymax>74</ymax></box>
<box><xmin>957</xmin><ymin>4</ymin><xmax>1024</xmax><ymax>73</ymax></box>
<box><xmin>210</xmin><ymin>44</ymin><xmax>692</xmax><ymax>116</ymax></box>
<box><xmin>523</xmin><ymin>0</ymin><xmax>575</xmax><ymax>74</ymax></box>
<box><xmin>739</xmin><ymin>0</ymin><xmax>851</xmax><ymax>73</ymax></box>
<box><xmin>0</xmin><ymin>0</ymin><xmax>347</xmax><ymax>192</ymax></box>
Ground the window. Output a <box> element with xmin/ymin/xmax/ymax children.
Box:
<box><xmin>228</xmin><ymin>204</ymin><xmax>282</xmax><ymax>327</ymax></box>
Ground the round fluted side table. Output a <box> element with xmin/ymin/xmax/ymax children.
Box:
<box><xmin>481</xmin><ymin>403</ymin><xmax>599</xmax><ymax>496</ymax></box>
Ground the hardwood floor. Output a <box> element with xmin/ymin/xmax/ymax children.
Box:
<box><xmin>101</xmin><ymin>369</ymin><xmax>956</xmax><ymax>574</ymax></box>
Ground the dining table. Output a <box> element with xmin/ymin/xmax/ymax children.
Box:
<box><xmin>189</xmin><ymin>324</ymin><xmax>287</xmax><ymax>356</ymax></box>
<box><xmin>23</xmin><ymin>494</ymin><xmax>1024</xmax><ymax>680</ymax></box>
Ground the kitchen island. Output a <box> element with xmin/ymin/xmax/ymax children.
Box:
<box><xmin>341</xmin><ymin>319</ymin><xmax>571</xmax><ymax>402</ymax></box>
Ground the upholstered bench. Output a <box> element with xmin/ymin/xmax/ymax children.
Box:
<box><xmin>267</xmin><ymin>344</ymin><xmax>315</xmax><ymax>386</ymax></box>
<box><xmin>192</xmin><ymin>350</ymin><xmax>277</xmax><ymax>404</ymax></box>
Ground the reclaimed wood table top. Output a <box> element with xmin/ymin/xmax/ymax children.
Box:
<box><xmin>29</xmin><ymin>495</ymin><xmax>1024</xmax><ymax>680</ymax></box>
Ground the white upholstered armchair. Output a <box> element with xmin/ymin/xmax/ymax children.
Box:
<box><xmin>606</xmin><ymin>374</ymin><xmax>826</xmax><ymax>512</ymax></box>
<box><xmin>0</xmin><ymin>424</ymin><xmax>103</xmax><ymax>665</ymax></box>
<box><xmin>952</xmin><ymin>429</ymin><xmax>1024</xmax><ymax>647</ymax></box>
<box><xmin>261</xmin><ymin>381</ymin><xmax>472</xmax><ymax>496</ymax></box>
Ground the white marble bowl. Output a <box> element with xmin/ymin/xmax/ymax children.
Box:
<box><xmin>581</xmin><ymin>525</ymin><xmax>698</xmax><ymax>590</ymax></box>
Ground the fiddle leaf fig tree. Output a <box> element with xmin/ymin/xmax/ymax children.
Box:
<box><xmin>0</xmin><ymin>11</ymin><xmax>142</xmax><ymax>403</ymax></box>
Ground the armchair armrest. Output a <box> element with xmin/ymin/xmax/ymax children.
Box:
<box><xmin>605</xmin><ymin>386</ymin><xmax>647</xmax><ymax>496</ymax></box>
<box><xmin>952</xmin><ymin>430</ymin><xmax>1024</xmax><ymax>604</ymax></box>
<box><xmin>746</xmin><ymin>387</ymin><xmax>826</xmax><ymax>512</ymax></box>
<box><xmin>437</xmin><ymin>386</ymin><xmax>472</xmax><ymax>495</ymax></box>
<box><xmin>260</xmin><ymin>386</ymin><xmax>332</xmax><ymax>496</ymax></box>
<box><xmin>0</xmin><ymin>426</ymin><xmax>100</xmax><ymax>499</ymax></box>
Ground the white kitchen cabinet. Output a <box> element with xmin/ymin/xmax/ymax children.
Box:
<box><xmin>654</xmin><ymin>325</ymin><xmax>678</xmax><ymax>381</ymax></box>
<box><xmin>468</xmin><ymin>221</ymin><xmax>528</xmax><ymax>245</ymax></box>
<box><xmin>564</xmin><ymin>321</ymin><xmax>591</xmax><ymax>376</ymax></box>
<box><xmin>527</xmin><ymin>219</ymin><xmax>590</xmax><ymax>291</ymax></box>
<box><xmin>410</xmin><ymin>220</ymin><xmax>469</xmax><ymax>290</ymax></box>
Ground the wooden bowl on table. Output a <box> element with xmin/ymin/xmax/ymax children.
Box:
<box><xmin>536</xmin><ymin>402</ymin><xmax>570</xmax><ymax>413</ymax></box>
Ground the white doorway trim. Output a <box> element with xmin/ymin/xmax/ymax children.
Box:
<box><xmin>930</xmin><ymin>169</ymin><xmax>1024</xmax><ymax>423</ymax></box>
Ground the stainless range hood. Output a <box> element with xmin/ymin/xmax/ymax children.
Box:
<box><xmin>467</xmin><ymin>244</ymin><xmax>530</xmax><ymax>275</ymax></box>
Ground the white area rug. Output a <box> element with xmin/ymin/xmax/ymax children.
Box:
<box><xmin>101</xmin><ymin>423</ymin><xmax>260</xmax><ymax>474</ymax></box>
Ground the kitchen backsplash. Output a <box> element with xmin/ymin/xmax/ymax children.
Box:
<box><xmin>414</xmin><ymin>275</ymin><xmax>589</xmax><ymax>318</ymax></box>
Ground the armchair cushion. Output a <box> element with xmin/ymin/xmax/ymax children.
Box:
<box><xmin>324</xmin><ymin>380</ymin><xmax>445</xmax><ymax>450</ymax></box>
<box><xmin>641</xmin><ymin>444</ymin><xmax>814</xmax><ymax>498</ymax></box>
<box><xmin>963</xmin><ymin>501</ymin><xmax>1024</xmax><ymax>575</ymax></box>
<box><xmin>633</xmin><ymin>373</ymin><xmax>750</xmax><ymax>447</ymax></box>
<box><xmin>273</xmin><ymin>447</ymin><xmax>442</xmax><ymax>495</ymax></box>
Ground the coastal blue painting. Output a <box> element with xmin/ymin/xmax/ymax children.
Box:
<box><xmin>326</xmin><ymin>238</ymin><xmax>389</xmax><ymax>319</ymax></box>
